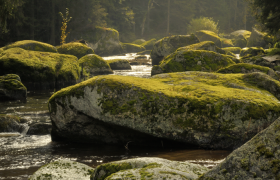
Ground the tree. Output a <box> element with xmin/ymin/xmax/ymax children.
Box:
<box><xmin>249</xmin><ymin>0</ymin><xmax>280</xmax><ymax>33</ymax></box>
<box><xmin>59</xmin><ymin>8</ymin><xmax>72</xmax><ymax>44</ymax></box>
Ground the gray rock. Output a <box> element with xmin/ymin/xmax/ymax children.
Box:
<box><xmin>90</xmin><ymin>157</ymin><xmax>208</xmax><ymax>180</ymax></box>
<box><xmin>198</xmin><ymin>117</ymin><xmax>280</xmax><ymax>180</ymax></box>
<box><xmin>0</xmin><ymin>115</ymin><xmax>28</xmax><ymax>134</ymax></box>
<box><xmin>0</xmin><ymin>74</ymin><xmax>27</xmax><ymax>100</ymax></box>
<box><xmin>242</xmin><ymin>54</ymin><xmax>280</xmax><ymax>71</ymax></box>
<box><xmin>247</xmin><ymin>28</ymin><xmax>273</xmax><ymax>48</ymax></box>
<box><xmin>230</xmin><ymin>30</ymin><xmax>251</xmax><ymax>48</ymax></box>
<box><xmin>107</xmin><ymin>59</ymin><xmax>131</xmax><ymax>70</ymax></box>
<box><xmin>29</xmin><ymin>159</ymin><xmax>94</xmax><ymax>180</ymax></box>
<box><xmin>27</xmin><ymin>123</ymin><xmax>52</xmax><ymax>135</ymax></box>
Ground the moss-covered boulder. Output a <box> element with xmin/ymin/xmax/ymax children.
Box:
<box><xmin>107</xmin><ymin>59</ymin><xmax>131</xmax><ymax>70</ymax></box>
<box><xmin>265</xmin><ymin>48</ymin><xmax>280</xmax><ymax>56</ymax></box>
<box><xmin>176</xmin><ymin>41</ymin><xmax>219</xmax><ymax>53</ymax></box>
<box><xmin>71</xmin><ymin>26</ymin><xmax>123</xmax><ymax>56</ymax></box>
<box><xmin>240</xmin><ymin>47</ymin><xmax>265</xmax><ymax>57</ymax></box>
<box><xmin>247</xmin><ymin>28</ymin><xmax>273</xmax><ymax>48</ymax></box>
<box><xmin>27</xmin><ymin>123</ymin><xmax>52</xmax><ymax>135</ymax></box>
<box><xmin>151</xmin><ymin>34</ymin><xmax>200</xmax><ymax>65</ymax></box>
<box><xmin>2</xmin><ymin>40</ymin><xmax>57</xmax><ymax>53</ymax></box>
<box><xmin>242</xmin><ymin>55</ymin><xmax>280</xmax><ymax>71</ymax></box>
<box><xmin>90</xmin><ymin>157</ymin><xmax>208</xmax><ymax>180</ymax></box>
<box><xmin>221</xmin><ymin>38</ymin><xmax>234</xmax><ymax>47</ymax></box>
<box><xmin>198</xmin><ymin>116</ymin><xmax>280</xmax><ymax>180</ymax></box>
<box><xmin>217</xmin><ymin>63</ymin><xmax>279</xmax><ymax>80</ymax></box>
<box><xmin>0</xmin><ymin>74</ymin><xmax>27</xmax><ymax>100</ymax></box>
<box><xmin>121</xmin><ymin>43</ymin><xmax>145</xmax><ymax>53</ymax></box>
<box><xmin>0</xmin><ymin>115</ymin><xmax>28</xmax><ymax>133</ymax></box>
<box><xmin>222</xmin><ymin>47</ymin><xmax>241</xmax><ymax>54</ymax></box>
<box><xmin>141</xmin><ymin>38</ymin><xmax>157</xmax><ymax>50</ymax></box>
<box><xmin>137</xmin><ymin>50</ymin><xmax>152</xmax><ymax>55</ymax></box>
<box><xmin>29</xmin><ymin>159</ymin><xmax>94</xmax><ymax>180</ymax></box>
<box><xmin>0</xmin><ymin>48</ymin><xmax>79</xmax><ymax>90</ymax></box>
<box><xmin>48</xmin><ymin>72</ymin><xmax>280</xmax><ymax>149</ymax></box>
<box><xmin>230</xmin><ymin>30</ymin><xmax>251</xmax><ymax>48</ymax></box>
<box><xmin>151</xmin><ymin>50</ymin><xmax>235</xmax><ymax>76</ymax></box>
<box><xmin>79</xmin><ymin>54</ymin><xmax>113</xmax><ymax>79</ymax></box>
<box><xmin>57</xmin><ymin>42</ymin><xmax>94</xmax><ymax>59</ymax></box>
<box><xmin>132</xmin><ymin>39</ymin><xmax>146</xmax><ymax>45</ymax></box>
<box><xmin>195</xmin><ymin>30</ymin><xmax>222</xmax><ymax>48</ymax></box>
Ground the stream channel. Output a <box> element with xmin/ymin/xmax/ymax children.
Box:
<box><xmin>0</xmin><ymin>53</ymin><xmax>231</xmax><ymax>180</ymax></box>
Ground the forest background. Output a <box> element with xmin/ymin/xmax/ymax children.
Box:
<box><xmin>0</xmin><ymin>0</ymin><xmax>257</xmax><ymax>47</ymax></box>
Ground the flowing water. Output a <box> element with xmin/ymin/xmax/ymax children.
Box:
<box><xmin>0</xmin><ymin>53</ymin><xmax>231</xmax><ymax>179</ymax></box>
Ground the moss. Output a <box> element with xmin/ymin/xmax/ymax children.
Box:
<box><xmin>138</xmin><ymin>163</ymin><xmax>161</xmax><ymax>180</ymax></box>
<box><xmin>137</xmin><ymin>50</ymin><xmax>152</xmax><ymax>55</ymax></box>
<box><xmin>240</xmin><ymin>158</ymin><xmax>250</xmax><ymax>171</ymax></box>
<box><xmin>159</xmin><ymin>171</ymin><xmax>188</xmax><ymax>179</ymax></box>
<box><xmin>132</xmin><ymin>39</ymin><xmax>146</xmax><ymax>45</ymax></box>
<box><xmin>240</xmin><ymin>47</ymin><xmax>265</xmax><ymax>57</ymax></box>
<box><xmin>121</xmin><ymin>43</ymin><xmax>145</xmax><ymax>53</ymax></box>
<box><xmin>57</xmin><ymin>42</ymin><xmax>94</xmax><ymax>59</ymax></box>
<box><xmin>217</xmin><ymin>63</ymin><xmax>270</xmax><ymax>74</ymax></box>
<box><xmin>3</xmin><ymin>40</ymin><xmax>57</xmax><ymax>53</ymax></box>
<box><xmin>221</xmin><ymin>38</ymin><xmax>234</xmax><ymax>47</ymax></box>
<box><xmin>265</xmin><ymin>48</ymin><xmax>280</xmax><ymax>56</ymax></box>
<box><xmin>93</xmin><ymin>162</ymin><xmax>133</xmax><ymax>180</ymax></box>
<box><xmin>0</xmin><ymin>74</ymin><xmax>26</xmax><ymax>91</ymax></box>
<box><xmin>257</xmin><ymin>144</ymin><xmax>274</xmax><ymax>158</ymax></box>
<box><xmin>141</xmin><ymin>38</ymin><xmax>157</xmax><ymax>50</ymax></box>
<box><xmin>0</xmin><ymin>48</ymin><xmax>79</xmax><ymax>83</ymax></box>
<box><xmin>222</xmin><ymin>47</ymin><xmax>241</xmax><ymax>54</ymax></box>
<box><xmin>195</xmin><ymin>30</ymin><xmax>222</xmax><ymax>48</ymax></box>
<box><xmin>176</xmin><ymin>41</ymin><xmax>216</xmax><ymax>52</ymax></box>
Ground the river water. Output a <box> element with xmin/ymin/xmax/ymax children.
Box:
<box><xmin>0</xmin><ymin>54</ymin><xmax>231</xmax><ymax>180</ymax></box>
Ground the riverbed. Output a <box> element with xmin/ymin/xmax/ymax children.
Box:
<box><xmin>0</xmin><ymin>54</ymin><xmax>231</xmax><ymax>180</ymax></box>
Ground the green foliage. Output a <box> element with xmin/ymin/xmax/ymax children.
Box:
<box><xmin>187</xmin><ymin>17</ymin><xmax>219</xmax><ymax>34</ymax></box>
<box><xmin>59</xmin><ymin>8</ymin><xmax>72</xmax><ymax>45</ymax></box>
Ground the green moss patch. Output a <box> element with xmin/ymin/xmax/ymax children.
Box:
<box><xmin>0</xmin><ymin>48</ymin><xmax>79</xmax><ymax>84</ymax></box>
<box><xmin>57</xmin><ymin>42</ymin><xmax>94</xmax><ymax>59</ymax></box>
<box><xmin>137</xmin><ymin>50</ymin><xmax>152</xmax><ymax>55</ymax></box>
<box><xmin>240</xmin><ymin>47</ymin><xmax>265</xmax><ymax>57</ymax></box>
<box><xmin>3</xmin><ymin>40</ymin><xmax>57</xmax><ymax>53</ymax></box>
<box><xmin>221</xmin><ymin>38</ymin><xmax>234</xmax><ymax>47</ymax></box>
<box><xmin>265</xmin><ymin>48</ymin><xmax>280</xmax><ymax>56</ymax></box>
<box><xmin>195</xmin><ymin>30</ymin><xmax>222</xmax><ymax>48</ymax></box>
<box><xmin>121</xmin><ymin>43</ymin><xmax>145</xmax><ymax>53</ymax></box>
<box><xmin>141</xmin><ymin>38</ymin><xmax>157</xmax><ymax>50</ymax></box>
<box><xmin>132</xmin><ymin>39</ymin><xmax>146</xmax><ymax>45</ymax></box>
<box><xmin>217</xmin><ymin>63</ymin><xmax>270</xmax><ymax>74</ymax></box>
<box><xmin>222</xmin><ymin>47</ymin><xmax>241</xmax><ymax>54</ymax></box>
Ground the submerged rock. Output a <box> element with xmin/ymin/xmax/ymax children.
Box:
<box><xmin>2</xmin><ymin>40</ymin><xmax>57</xmax><ymax>53</ymax></box>
<box><xmin>199</xmin><ymin>116</ymin><xmax>280</xmax><ymax>180</ymax></box>
<box><xmin>90</xmin><ymin>157</ymin><xmax>208</xmax><ymax>180</ymax></box>
<box><xmin>0</xmin><ymin>74</ymin><xmax>27</xmax><ymax>100</ymax></box>
<box><xmin>151</xmin><ymin>34</ymin><xmax>199</xmax><ymax>65</ymax></box>
<box><xmin>29</xmin><ymin>159</ymin><xmax>94</xmax><ymax>180</ymax></box>
<box><xmin>27</xmin><ymin>123</ymin><xmax>52</xmax><ymax>135</ymax></box>
<box><xmin>79</xmin><ymin>54</ymin><xmax>113</xmax><ymax>79</ymax></box>
<box><xmin>107</xmin><ymin>59</ymin><xmax>131</xmax><ymax>70</ymax></box>
<box><xmin>0</xmin><ymin>48</ymin><xmax>79</xmax><ymax>90</ymax></box>
<box><xmin>57</xmin><ymin>42</ymin><xmax>94</xmax><ymax>59</ymax></box>
<box><xmin>151</xmin><ymin>49</ymin><xmax>235</xmax><ymax>76</ymax></box>
<box><xmin>0</xmin><ymin>115</ymin><xmax>28</xmax><ymax>133</ymax></box>
<box><xmin>48</xmin><ymin>72</ymin><xmax>280</xmax><ymax>149</ymax></box>
<box><xmin>195</xmin><ymin>30</ymin><xmax>222</xmax><ymax>48</ymax></box>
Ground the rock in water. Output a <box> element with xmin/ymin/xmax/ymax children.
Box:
<box><xmin>151</xmin><ymin>34</ymin><xmax>200</xmax><ymax>65</ymax></box>
<box><xmin>0</xmin><ymin>74</ymin><xmax>27</xmax><ymax>100</ymax></box>
<box><xmin>48</xmin><ymin>72</ymin><xmax>280</xmax><ymax>149</ymax></box>
<box><xmin>29</xmin><ymin>159</ymin><xmax>94</xmax><ymax>180</ymax></box>
<box><xmin>198</xmin><ymin>116</ymin><xmax>280</xmax><ymax>180</ymax></box>
<box><xmin>90</xmin><ymin>157</ymin><xmax>208</xmax><ymax>180</ymax></box>
<box><xmin>107</xmin><ymin>59</ymin><xmax>131</xmax><ymax>70</ymax></box>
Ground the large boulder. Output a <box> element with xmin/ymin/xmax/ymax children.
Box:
<box><xmin>230</xmin><ymin>30</ymin><xmax>251</xmax><ymax>48</ymax></box>
<box><xmin>2</xmin><ymin>40</ymin><xmax>57</xmax><ymax>53</ymax></box>
<box><xmin>121</xmin><ymin>43</ymin><xmax>145</xmax><ymax>53</ymax></box>
<box><xmin>79</xmin><ymin>54</ymin><xmax>113</xmax><ymax>79</ymax></box>
<box><xmin>141</xmin><ymin>38</ymin><xmax>157</xmax><ymax>50</ymax></box>
<box><xmin>0</xmin><ymin>74</ymin><xmax>27</xmax><ymax>100</ymax></box>
<box><xmin>151</xmin><ymin>49</ymin><xmax>235</xmax><ymax>76</ymax></box>
<box><xmin>90</xmin><ymin>157</ymin><xmax>208</xmax><ymax>180</ymax></box>
<box><xmin>240</xmin><ymin>47</ymin><xmax>265</xmax><ymax>57</ymax></box>
<box><xmin>107</xmin><ymin>59</ymin><xmax>131</xmax><ymax>70</ymax></box>
<box><xmin>29</xmin><ymin>159</ymin><xmax>94</xmax><ymax>180</ymax></box>
<box><xmin>198</xmin><ymin>116</ymin><xmax>280</xmax><ymax>180</ymax></box>
<box><xmin>0</xmin><ymin>48</ymin><xmax>80</xmax><ymax>90</ymax></box>
<box><xmin>48</xmin><ymin>72</ymin><xmax>280</xmax><ymax>149</ymax></box>
<box><xmin>195</xmin><ymin>30</ymin><xmax>222</xmax><ymax>48</ymax></box>
<box><xmin>57</xmin><ymin>42</ymin><xmax>94</xmax><ymax>59</ymax></box>
<box><xmin>151</xmin><ymin>34</ymin><xmax>200</xmax><ymax>65</ymax></box>
<box><xmin>69</xmin><ymin>26</ymin><xmax>123</xmax><ymax>56</ymax></box>
<box><xmin>247</xmin><ymin>28</ymin><xmax>273</xmax><ymax>48</ymax></box>
<box><xmin>217</xmin><ymin>63</ymin><xmax>279</xmax><ymax>80</ymax></box>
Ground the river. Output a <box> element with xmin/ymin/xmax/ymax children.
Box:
<box><xmin>0</xmin><ymin>53</ymin><xmax>231</xmax><ymax>180</ymax></box>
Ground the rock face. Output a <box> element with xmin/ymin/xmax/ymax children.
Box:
<box><xmin>199</xmin><ymin>117</ymin><xmax>280</xmax><ymax>180</ymax></box>
<box><xmin>0</xmin><ymin>74</ymin><xmax>27</xmax><ymax>100</ymax></box>
<box><xmin>48</xmin><ymin>72</ymin><xmax>280</xmax><ymax>149</ymax></box>
<box><xmin>247</xmin><ymin>28</ymin><xmax>273</xmax><ymax>48</ymax></box>
<box><xmin>217</xmin><ymin>63</ymin><xmax>279</xmax><ymax>80</ymax></box>
<box><xmin>121</xmin><ymin>43</ymin><xmax>145</xmax><ymax>53</ymax></box>
<box><xmin>2</xmin><ymin>40</ymin><xmax>57</xmax><ymax>53</ymax></box>
<box><xmin>57</xmin><ymin>42</ymin><xmax>94</xmax><ymax>59</ymax></box>
<box><xmin>151</xmin><ymin>34</ymin><xmax>200</xmax><ymax>65</ymax></box>
<box><xmin>107</xmin><ymin>59</ymin><xmax>131</xmax><ymax>70</ymax></box>
<box><xmin>240</xmin><ymin>47</ymin><xmax>265</xmax><ymax>57</ymax></box>
<box><xmin>151</xmin><ymin>50</ymin><xmax>235</xmax><ymax>76</ymax></box>
<box><xmin>29</xmin><ymin>159</ymin><xmax>94</xmax><ymax>180</ymax></box>
<box><xmin>0</xmin><ymin>48</ymin><xmax>79</xmax><ymax>90</ymax></box>
<box><xmin>90</xmin><ymin>157</ymin><xmax>208</xmax><ymax>180</ymax></box>
<box><xmin>230</xmin><ymin>30</ymin><xmax>251</xmax><ymax>48</ymax></box>
<box><xmin>195</xmin><ymin>30</ymin><xmax>222</xmax><ymax>48</ymax></box>
<box><xmin>71</xmin><ymin>26</ymin><xmax>123</xmax><ymax>56</ymax></box>
<box><xmin>79</xmin><ymin>54</ymin><xmax>113</xmax><ymax>79</ymax></box>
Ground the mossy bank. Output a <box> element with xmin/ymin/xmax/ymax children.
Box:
<box><xmin>48</xmin><ymin>72</ymin><xmax>280</xmax><ymax>149</ymax></box>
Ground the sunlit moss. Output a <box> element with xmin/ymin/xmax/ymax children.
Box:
<box><xmin>3</xmin><ymin>40</ymin><xmax>57</xmax><ymax>53</ymax></box>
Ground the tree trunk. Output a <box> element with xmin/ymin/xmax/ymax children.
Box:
<box><xmin>166</xmin><ymin>0</ymin><xmax>170</xmax><ymax>35</ymax></box>
<box><xmin>50</xmin><ymin>0</ymin><xmax>56</xmax><ymax>45</ymax></box>
<box><xmin>30</xmin><ymin>0</ymin><xmax>35</xmax><ymax>40</ymax></box>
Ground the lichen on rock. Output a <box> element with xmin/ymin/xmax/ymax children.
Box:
<box><xmin>3</xmin><ymin>40</ymin><xmax>57</xmax><ymax>53</ymax></box>
<box><xmin>57</xmin><ymin>42</ymin><xmax>94</xmax><ymax>59</ymax></box>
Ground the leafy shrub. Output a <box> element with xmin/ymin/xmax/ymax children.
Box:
<box><xmin>187</xmin><ymin>17</ymin><xmax>219</xmax><ymax>34</ymax></box>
